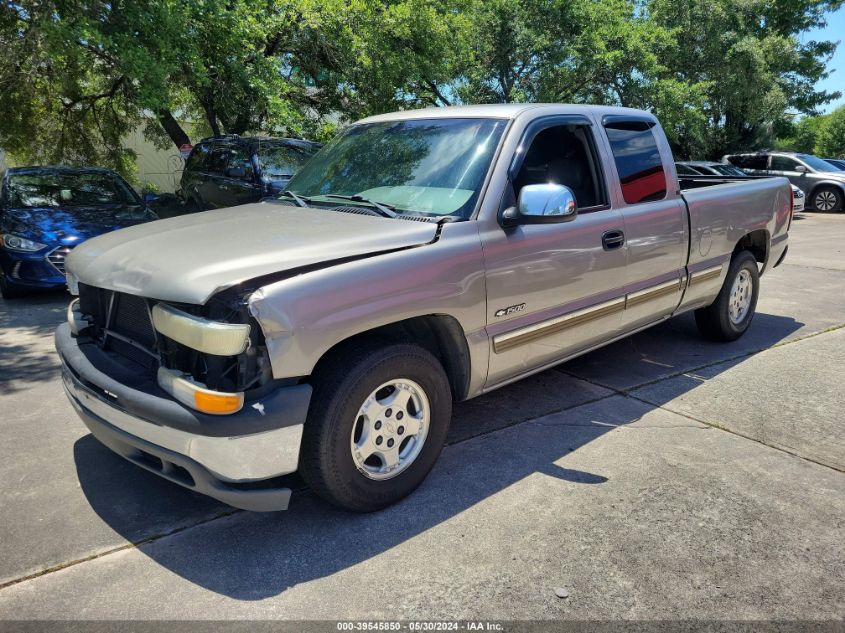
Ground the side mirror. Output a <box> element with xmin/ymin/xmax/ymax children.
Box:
<box><xmin>226</xmin><ymin>166</ymin><xmax>247</xmax><ymax>180</ymax></box>
<box><xmin>500</xmin><ymin>184</ymin><xmax>578</xmax><ymax>228</ymax></box>
<box><xmin>794</xmin><ymin>165</ymin><xmax>808</xmax><ymax>173</ymax></box>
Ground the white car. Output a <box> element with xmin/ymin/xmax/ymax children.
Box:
<box><xmin>791</xmin><ymin>185</ymin><xmax>805</xmax><ymax>213</ymax></box>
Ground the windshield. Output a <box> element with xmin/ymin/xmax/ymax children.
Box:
<box><xmin>798</xmin><ymin>154</ymin><xmax>841</xmax><ymax>172</ymax></box>
<box><xmin>6</xmin><ymin>172</ymin><xmax>138</xmax><ymax>208</ymax></box>
<box><xmin>705</xmin><ymin>163</ymin><xmax>746</xmax><ymax>176</ymax></box>
<box><xmin>284</xmin><ymin>118</ymin><xmax>507</xmax><ymax>218</ymax></box>
<box><xmin>257</xmin><ymin>143</ymin><xmax>319</xmax><ymax>180</ymax></box>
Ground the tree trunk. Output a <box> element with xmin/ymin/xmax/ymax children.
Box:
<box><xmin>157</xmin><ymin>110</ymin><xmax>191</xmax><ymax>148</ymax></box>
<box><xmin>201</xmin><ymin>100</ymin><xmax>222</xmax><ymax>136</ymax></box>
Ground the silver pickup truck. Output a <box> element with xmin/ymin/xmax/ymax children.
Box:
<box><xmin>56</xmin><ymin>104</ymin><xmax>792</xmax><ymax>512</ymax></box>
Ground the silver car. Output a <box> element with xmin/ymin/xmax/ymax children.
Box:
<box><xmin>723</xmin><ymin>151</ymin><xmax>845</xmax><ymax>212</ymax></box>
<box><xmin>677</xmin><ymin>160</ymin><xmax>805</xmax><ymax>212</ymax></box>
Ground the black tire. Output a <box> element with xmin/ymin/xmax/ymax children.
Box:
<box><xmin>185</xmin><ymin>197</ymin><xmax>202</xmax><ymax>214</ymax></box>
<box><xmin>0</xmin><ymin>268</ymin><xmax>27</xmax><ymax>299</ymax></box>
<box><xmin>694</xmin><ymin>250</ymin><xmax>759</xmax><ymax>342</ymax></box>
<box><xmin>299</xmin><ymin>343</ymin><xmax>452</xmax><ymax>512</ymax></box>
<box><xmin>811</xmin><ymin>185</ymin><xmax>844</xmax><ymax>213</ymax></box>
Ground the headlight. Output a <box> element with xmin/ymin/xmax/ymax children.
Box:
<box><xmin>0</xmin><ymin>234</ymin><xmax>47</xmax><ymax>252</ymax></box>
<box><xmin>152</xmin><ymin>303</ymin><xmax>250</xmax><ymax>356</ymax></box>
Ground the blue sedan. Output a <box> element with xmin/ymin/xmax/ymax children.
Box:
<box><xmin>0</xmin><ymin>166</ymin><xmax>158</xmax><ymax>298</ymax></box>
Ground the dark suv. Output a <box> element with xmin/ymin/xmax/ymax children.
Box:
<box><xmin>722</xmin><ymin>151</ymin><xmax>845</xmax><ymax>212</ymax></box>
<box><xmin>180</xmin><ymin>136</ymin><xmax>320</xmax><ymax>211</ymax></box>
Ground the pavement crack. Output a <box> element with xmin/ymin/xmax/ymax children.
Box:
<box><xmin>558</xmin><ymin>321</ymin><xmax>845</xmax><ymax>394</ymax></box>
<box><xmin>783</xmin><ymin>262</ymin><xmax>845</xmax><ymax>273</ymax></box>
<box><xmin>0</xmin><ymin>508</ymin><xmax>242</xmax><ymax>592</ymax></box>
<box><xmin>627</xmin><ymin>392</ymin><xmax>845</xmax><ymax>475</ymax></box>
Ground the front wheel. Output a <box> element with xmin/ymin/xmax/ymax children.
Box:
<box><xmin>0</xmin><ymin>268</ymin><xmax>27</xmax><ymax>299</ymax></box>
<box><xmin>299</xmin><ymin>343</ymin><xmax>452</xmax><ymax>512</ymax></box>
<box><xmin>694</xmin><ymin>250</ymin><xmax>760</xmax><ymax>342</ymax></box>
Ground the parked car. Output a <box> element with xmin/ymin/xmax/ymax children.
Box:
<box><xmin>822</xmin><ymin>158</ymin><xmax>845</xmax><ymax>171</ymax></box>
<box><xmin>723</xmin><ymin>151</ymin><xmax>845</xmax><ymax>212</ymax></box>
<box><xmin>180</xmin><ymin>135</ymin><xmax>321</xmax><ymax>211</ymax></box>
<box><xmin>57</xmin><ymin>105</ymin><xmax>791</xmax><ymax>512</ymax></box>
<box><xmin>678</xmin><ymin>160</ymin><xmax>805</xmax><ymax>212</ymax></box>
<box><xmin>0</xmin><ymin>166</ymin><xmax>157</xmax><ymax>298</ymax></box>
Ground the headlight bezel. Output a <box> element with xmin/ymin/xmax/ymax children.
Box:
<box><xmin>0</xmin><ymin>233</ymin><xmax>48</xmax><ymax>252</ymax></box>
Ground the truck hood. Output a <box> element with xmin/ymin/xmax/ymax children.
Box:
<box><xmin>66</xmin><ymin>202</ymin><xmax>438</xmax><ymax>304</ymax></box>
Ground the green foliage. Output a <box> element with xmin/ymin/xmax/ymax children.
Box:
<box><xmin>816</xmin><ymin>106</ymin><xmax>845</xmax><ymax>157</ymax></box>
<box><xmin>647</xmin><ymin>0</ymin><xmax>842</xmax><ymax>159</ymax></box>
<box><xmin>775</xmin><ymin>114</ymin><xmax>829</xmax><ymax>153</ymax></box>
<box><xmin>0</xmin><ymin>0</ymin><xmax>842</xmax><ymax>173</ymax></box>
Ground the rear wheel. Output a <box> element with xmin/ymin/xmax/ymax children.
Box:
<box><xmin>299</xmin><ymin>343</ymin><xmax>452</xmax><ymax>512</ymax></box>
<box><xmin>694</xmin><ymin>250</ymin><xmax>759</xmax><ymax>342</ymax></box>
<box><xmin>811</xmin><ymin>186</ymin><xmax>843</xmax><ymax>213</ymax></box>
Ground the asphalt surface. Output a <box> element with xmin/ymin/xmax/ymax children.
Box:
<box><xmin>0</xmin><ymin>211</ymin><xmax>843</xmax><ymax>621</ymax></box>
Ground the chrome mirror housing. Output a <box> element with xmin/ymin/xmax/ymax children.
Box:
<box><xmin>500</xmin><ymin>183</ymin><xmax>578</xmax><ymax>228</ymax></box>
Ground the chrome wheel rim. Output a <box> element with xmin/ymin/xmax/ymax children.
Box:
<box><xmin>728</xmin><ymin>269</ymin><xmax>753</xmax><ymax>325</ymax></box>
<box><xmin>815</xmin><ymin>190</ymin><xmax>837</xmax><ymax>211</ymax></box>
<box><xmin>350</xmin><ymin>379</ymin><xmax>430</xmax><ymax>480</ymax></box>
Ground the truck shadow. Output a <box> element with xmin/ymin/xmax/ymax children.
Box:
<box><xmin>73</xmin><ymin>310</ymin><xmax>803</xmax><ymax>600</ymax></box>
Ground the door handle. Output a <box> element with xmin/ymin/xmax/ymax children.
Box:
<box><xmin>602</xmin><ymin>229</ymin><xmax>625</xmax><ymax>251</ymax></box>
<box><xmin>219</xmin><ymin>184</ymin><xmax>229</xmax><ymax>190</ymax></box>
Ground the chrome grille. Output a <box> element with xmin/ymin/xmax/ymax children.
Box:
<box><xmin>47</xmin><ymin>246</ymin><xmax>73</xmax><ymax>275</ymax></box>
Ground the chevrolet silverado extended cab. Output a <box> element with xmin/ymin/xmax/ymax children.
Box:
<box><xmin>57</xmin><ymin>105</ymin><xmax>792</xmax><ymax>512</ymax></box>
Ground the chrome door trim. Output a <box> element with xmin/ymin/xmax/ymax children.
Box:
<box><xmin>688</xmin><ymin>265</ymin><xmax>723</xmax><ymax>286</ymax></box>
<box><xmin>625</xmin><ymin>278</ymin><xmax>682</xmax><ymax>309</ymax></box>
<box><xmin>492</xmin><ymin>297</ymin><xmax>625</xmax><ymax>353</ymax></box>
<box><xmin>492</xmin><ymin>272</ymin><xmax>691</xmax><ymax>354</ymax></box>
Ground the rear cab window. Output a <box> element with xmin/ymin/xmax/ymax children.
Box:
<box><xmin>603</xmin><ymin>119</ymin><xmax>667</xmax><ymax>204</ymax></box>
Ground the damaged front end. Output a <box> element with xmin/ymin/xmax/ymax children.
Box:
<box><xmin>72</xmin><ymin>282</ymin><xmax>279</xmax><ymax>414</ymax></box>
<box><xmin>58</xmin><ymin>281</ymin><xmax>311</xmax><ymax>511</ymax></box>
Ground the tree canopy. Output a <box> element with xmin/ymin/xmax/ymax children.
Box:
<box><xmin>1</xmin><ymin>0</ymin><xmax>842</xmax><ymax>178</ymax></box>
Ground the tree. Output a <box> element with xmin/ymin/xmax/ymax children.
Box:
<box><xmin>0</xmin><ymin>0</ymin><xmax>350</xmax><ymax>175</ymax></box>
<box><xmin>2</xmin><ymin>0</ymin><xmax>843</xmax><ymax>173</ymax></box>
<box><xmin>647</xmin><ymin>0</ymin><xmax>843</xmax><ymax>158</ymax></box>
<box><xmin>775</xmin><ymin>113</ymin><xmax>829</xmax><ymax>153</ymax></box>
<box><xmin>816</xmin><ymin>106</ymin><xmax>845</xmax><ymax>157</ymax></box>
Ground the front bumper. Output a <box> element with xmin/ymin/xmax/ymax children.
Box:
<box><xmin>0</xmin><ymin>248</ymin><xmax>66</xmax><ymax>289</ymax></box>
<box><xmin>56</xmin><ymin>322</ymin><xmax>312</xmax><ymax>511</ymax></box>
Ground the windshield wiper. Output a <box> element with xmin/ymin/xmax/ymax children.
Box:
<box><xmin>324</xmin><ymin>194</ymin><xmax>398</xmax><ymax>218</ymax></box>
<box><xmin>278</xmin><ymin>190</ymin><xmax>310</xmax><ymax>207</ymax></box>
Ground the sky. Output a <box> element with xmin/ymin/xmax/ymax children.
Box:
<box><xmin>806</xmin><ymin>5</ymin><xmax>845</xmax><ymax>113</ymax></box>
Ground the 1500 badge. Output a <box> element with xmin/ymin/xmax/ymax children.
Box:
<box><xmin>494</xmin><ymin>303</ymin><xmax>526</xmax><ymax>318</ymax></box>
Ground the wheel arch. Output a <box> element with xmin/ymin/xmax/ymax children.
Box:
<box><xmin>806</xmin><ymin>180</ymin><xmax>845</xmax><ymax>207</ymax></box>
<box><xmin>310</xmin><ymin>314</ymin><xmax>472</xmax><ymax>402</ymax></box>
<box><xmin>734</xmin><ymin>228</ymin><xmax>769</xmax><ymax>266</ymax></box>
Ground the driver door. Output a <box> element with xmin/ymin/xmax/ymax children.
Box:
<box><xmin>481</xmin><ymin>116</ymin><xmax>628</xmax><ymax>388</ymax></box>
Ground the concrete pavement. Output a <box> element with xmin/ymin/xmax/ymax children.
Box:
<box><xmin>0</xmin><ymin>211</ymin><xmax>843</xmax><ymax>621</ymax></box>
